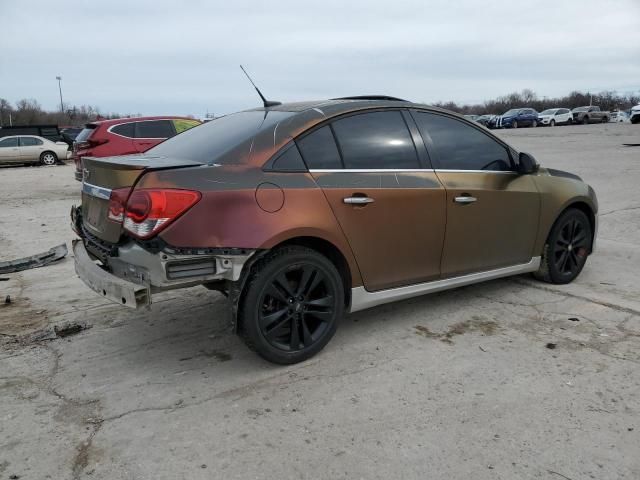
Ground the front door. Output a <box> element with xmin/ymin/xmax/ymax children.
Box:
<box><xmin>412</xmin><ymin>111</ymin><xmax>540</xmax><ymax>278</ymax></box>
<box><xmin>0</xmin><ymin>137</ymin><xmax>21</xmax><ymax>163</ymax></box>
<box><xmin>298</xmin><ymin>111</ymin><xmax>447</xmax><ymax>292</ymax></box>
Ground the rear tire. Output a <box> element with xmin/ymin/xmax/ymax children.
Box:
<box><xmin>40</xmin><ymin>151</ymin><xmax>58</xmax><ymax>166</ymax></box>
<box><xmin>534</xmin><ymin>208</ymin><xmax>592</xmax><ymax>284</ymax></box>
<box><xmin>238</xmin><ymin>246</ymin><xmax>344</xmax><ymax>364</ymax></box>
<box><xmin>601</xmin><ymin>116</ymin><xmax>609</xmax><ymax>123</ymax></box>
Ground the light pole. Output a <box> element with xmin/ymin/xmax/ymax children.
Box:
<box><xmin>56</xmin><ymin>76</ymin><xmax>64</xmax><ymax>112</ymax></box>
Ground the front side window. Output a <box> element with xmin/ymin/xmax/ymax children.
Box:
<box><xmin>0</xmin><ymin>137</ymin><xmax>18</xmax><ymax>148</ymax></box>
<box><xmin>135</xmin><ymin>120</ymin><xmax>175</xmax><ymax>139</ymax></box>
<box><xmin>20</xmin><ymin>137</ymin><xmax>43</xmax><ymax>146</ymax></box>
<box><xmin>296</xmin><ymin>126</ymin><xmax>342</xmax><ymax>169</ymax></box>
<box><xmin>331</xmin><ymin>111</ymin><xmax>419</xmax><ymax>169</ymax></box>
<box><xmin>414</xmin><ymin>112</ymin><xmax>512</xmax><ymax>171</ymax></box>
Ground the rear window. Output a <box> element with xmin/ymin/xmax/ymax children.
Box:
<box><xmin>148</xmin><ymin>110</ymin><xmax>293</xmax><ymax>164</ymax></box>
<box><xmin>75</xmin><ymin>125</ymin><xmax>96</xmax><ymax>142</ymax></box>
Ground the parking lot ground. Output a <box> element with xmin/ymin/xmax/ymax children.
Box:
<box><xmin>1</xmin><ymin>124</ymin><xmax>639</xmax><ymax>480</ymax></box>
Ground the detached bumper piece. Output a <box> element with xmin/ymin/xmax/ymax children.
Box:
<box><xmin>0</xmin><ymin>243</ymin><xmax>68</xmax><ymax>274</ymax></box>
<box><xmin>72</xmin><ymin>240</ymin><xmax>150</xmax><ymax>309</ymax></box>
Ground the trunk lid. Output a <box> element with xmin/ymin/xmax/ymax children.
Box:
<box><xmin>81</xmin><ymin>155</ymin><xmax>203</xmax><ymax>243</ymax></box>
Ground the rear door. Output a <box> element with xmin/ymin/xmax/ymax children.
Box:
<box><xmin>18</xmin><ymin>136</ymin><xmax>45</xmax><ymax>162</ymax></box>
<box><xmin>133</xmin><ymin>120</ymin><xmax>176</xmax><ymax>153</ymax></box>
<box><xmin>0</xmin><ymin>137</ymin><xmax>21</xmax><ymax>163</ymax></box>
<box><xmin>107</xmin><ymin>122</ymin><xmax>136</xmax><ymax>154</ymax></box>
<box><xmin>301</xmin><ymin>110</ymin><xmax>446</xmax><ymax>292</ymax></box>
<box><xmin>412</xmin><ymin>111</ymin><xmax>540</xmax><ymax>277</ymax></box>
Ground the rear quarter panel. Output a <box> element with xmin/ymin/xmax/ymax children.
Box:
<box><xmin>137</xmin><ymin>165</ymin><xmax>364</xmax><ymax>287</ymax></box>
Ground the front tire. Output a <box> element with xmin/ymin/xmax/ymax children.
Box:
<box><xmin>512</xmin><ymin>120</ymin><xmax>518</xmax><ymax>129</ymax></box>
<box><xmin>582</xmin><ymin>116</ymin><xmax>589</xmax><ymax>125</ymax></box>
<box><xmin>238</xmin><ymin>246</ymin><xmax>344</xmax><ymax>364</ymax></box>
<box><xmin>550</xmin><ymin>119</ymin><xmax>555</xmax><ymax>127</ymax></box>
<box><xmin>40</xmin><ymin>151</ymin><xmax>58</xmax><ymax>166</ymax></box>
<box><xmin>534</xmin><ymin>208</ymin><xmax>592</xmax><ymax>284</ymax></box>
<box><xmin>531</xmin><ymin>120</ymin><xmax>537</xmax><ymax>128</ymax></box>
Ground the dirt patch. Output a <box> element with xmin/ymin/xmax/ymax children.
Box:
<box><xmin>414</xmin><ymin>316</ymin><xmax>499</xmax><ymax>344</ymax></box>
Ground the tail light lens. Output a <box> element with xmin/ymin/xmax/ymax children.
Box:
<box><xmin>122</xmin><ymin>189</ymin><xmax>201</xmax><ymax>239</ymax></box>
<box><xmin>108</xmin><ymin>188</ymin><xmax>131</xmax><ymax>222</ymax></box>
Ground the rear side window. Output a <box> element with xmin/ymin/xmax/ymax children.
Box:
<box><xmin>331</xmin><ymin>111</ymin><xmax>419</xmax><ymax>169</ymax></box>
<box><xmin>297</xmin><ymin>126</ymin><xmax>342</xmax><ymax>169</ymax></box>
<box><xmin>135</xmin><ymin>120</ymin><xmax>175</xmax><ymax>138</ymax></box>
<box><xmin>111</xmin><ymin>122</ymin><xmax>135</xmax><ymax>137</ymax></box>
<box><xmin>173</xmin><ymin>119</ymin><xmax>201</xmax><ymax>134</ymax></box>
<box><xmin>0</xmin><ymin>137</ymin><xmax>18</xmax><ymax>147</ymax></box>
<box><xmin>20</xmin><ymin>137</ymin><xmax>43</xmax><ymax>146</ymax></box>
<box><xmin>414</xmin><ymin>112</ymin><xmax>512</xmax><ymax>171</ymax></box>
<box><xmin>270</xmin><ymin>144</ymin><xmax>307</xmax><ymax>171</ymax></box>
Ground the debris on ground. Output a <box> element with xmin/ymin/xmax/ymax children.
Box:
<box><xmin>4</xmin><ymin>295</ymin><xmax>10</xmax><ymax>304</ymax></box>
<box><xmin>0</xmin><ymin>243</ymin><xmax>67</xmax><ymax>274</ymax></box>
<box><xmin>568</xmin><ymin>317</ymin><xmax>580</xmax><ymax>322</ymax></box>
<box><xmin>53</xmin><ymin>322</ymin><xmax>90</xmax><ymax>338</ymax></box>
<box><xmin>546</xmin><ymin>342</ymin><xmax>557</xmax><ymax>350</ymax></box>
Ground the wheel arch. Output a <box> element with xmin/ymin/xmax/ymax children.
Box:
<box><xmin>546</xmin><ymin>201</ymin><xmax>597</xmax><ymax>254</ymax></box>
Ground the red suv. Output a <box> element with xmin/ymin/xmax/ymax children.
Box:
<box><xmin>73</xmin><ymin>116</ymin><xmax>201</xmax><ymax>180</ymax></box>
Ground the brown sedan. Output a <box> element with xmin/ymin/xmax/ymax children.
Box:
<box><xmin>72</xmin><ymin>97</ymin><xmax>598</xmax><ymax>364</ymax></box>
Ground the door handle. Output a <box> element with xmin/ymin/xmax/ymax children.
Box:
<box><xmin>343</xmin><ymin>196</ymin><xmax>374</xmax><ymax>205</ymax></box>
<box><xmin>454</xmin><ymin>195</ymin><xmax>477</xmax><ymax>204</ymax></box>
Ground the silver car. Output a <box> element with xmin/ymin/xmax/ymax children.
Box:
<box><xmin>0</xmin><ymin>135</ymin><xmax>70</xmax><ymax>165</ymax></box>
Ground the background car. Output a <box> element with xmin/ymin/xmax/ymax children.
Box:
<box><xmin>72</xmin><ymin>116</ymin><xmax>201</xmax><ymax>180</ymax></box>
<box><xmin>463</xmin><ymin>114</ymin><xmax>480</xmax><ymax>121</ymax></box>
<box><xmin>571</xmin><ymin>106</ymin><xmax>610</xmax><ymax>124</ymax></box>
<box><xmin>629</xmin><ymin>105</ymin><xmax>640</xmax><ymax>124</ymax></box>
<box><xmin>489</xmin><ymin>108</ymin><xmax>539</xmax><ymax>128</ymax></box>
<box><xmin>0</xmin><ymin>135</ymin><xmax>70</xmax><ymax>165</ymax></box>
<box><xmin>538</xmin><ymin>108</ymin><xmax>573</xmax><ymax>126</ymax></box>
<box><xmin>60</xmin><ymin>126</ymin><xmax>84</xmax><ymax>146</ymax></box>
<box><xmin>476</xmin><ymin>114</ymin><xmax>497</xmax><ymax>127</ymax></box>
<box><xmin>609</xmin><ymin>111</ymin><xmax>630</xmax><ymax>123</ymax></box>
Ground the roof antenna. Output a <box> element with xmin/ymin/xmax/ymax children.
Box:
<box><xmin>240</xmin><ymin>65</ymin><xmax>282</xmax><ymax>108</ymax></box>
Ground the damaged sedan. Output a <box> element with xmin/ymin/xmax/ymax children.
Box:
<box><xmin>72</xmin><ymin>97</ymin><xmax>598</xmax><ymax>364</ymax></box>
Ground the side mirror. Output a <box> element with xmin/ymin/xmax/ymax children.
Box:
<box><xmin>518</xmin><ymin>152</ymin><xmax>539</xmax><ymax>174</ymax></box>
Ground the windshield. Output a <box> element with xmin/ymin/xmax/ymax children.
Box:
<box><xmin>540</xmin><ymin>109</ymin><xmax>557</xmax><ymax>115</ymax></box>
<box><xmin>148</xmin><ymin>110</ymin><xmax>294</xmax><ymax>164</ymax></box>
<box><xmin>502</xmin><ymin>109</ymin><xmax>519</xmax><ymax>116</ymax></box>
<box><xmin>572</xmin><ymin>107</ymin><xmax>589</xmax><ymax>112</ymax></box>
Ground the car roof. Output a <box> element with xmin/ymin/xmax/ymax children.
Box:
<box><xmin>248</xmin><ymin>97</ymin><xmax>460</xmax><ymax>118</ymax></box>
<box><xmin>88</xmin><ymin>116</ymin><xmax>199</xmax><ymax>127</ymax></box>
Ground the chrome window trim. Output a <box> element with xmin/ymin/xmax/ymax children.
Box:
<box><xmin>107</xmin><ymin>119</ymin><xmax>177</xmax><ymax>140</ymax></box>
<box><xmin>349</xmin><ymin>256</ymin><xmax>541</xmax><ymax>313</ymax></box>
<box><xmin>82</xmin><ymin>182</ymin><xmax>112</xmax><ymax>200</ymax></box>
<box><xmin>308</xmin><ymin>168</ymin><xmax>517</xmax><ymax>174</ymax></box>
<box><xmin>309</xmin><ymin>168</ymin><xmax>435</xmax><ymax>173</ymax></box>
<box><xmin>434</xmin><ymin>169</ymin><xmax>518</xmax><ymax>174</ymax></box>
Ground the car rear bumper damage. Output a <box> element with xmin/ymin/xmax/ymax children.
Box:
<box><xmin>71</xmin><ymin>206</ymin><xmax>256</xmax><ymax>309</ymax></box>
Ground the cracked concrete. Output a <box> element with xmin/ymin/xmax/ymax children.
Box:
<box><xmin>1</xmin><ymin>123</ymin><xmax>639</xmax><ymax>479</ymax></box>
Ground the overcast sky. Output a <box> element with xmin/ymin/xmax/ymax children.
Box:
<box><xmin>1</xmin><ymin>0</ymin><xmax>639</xmax><ymax>117</ymax></box>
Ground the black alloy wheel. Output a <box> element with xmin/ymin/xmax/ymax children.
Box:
<box><xmin>239</xmin><ymin>246</ymin><xmax>343</xmax><ymax>364</ymax></box>
<box><xmin>534</xmin><ymin>208</ymin><xmax>592</xmax><ymax>284</ymax></box>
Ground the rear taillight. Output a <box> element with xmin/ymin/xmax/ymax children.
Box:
<box><xmin>108</xmin><ymin>188</ymin><xmax>131</xmax><ymax>222</ymax></box>
<box><xmin>121</xmin><ymin>189</ymin><xmax>201</xmax><ymax>239</ymax></box>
